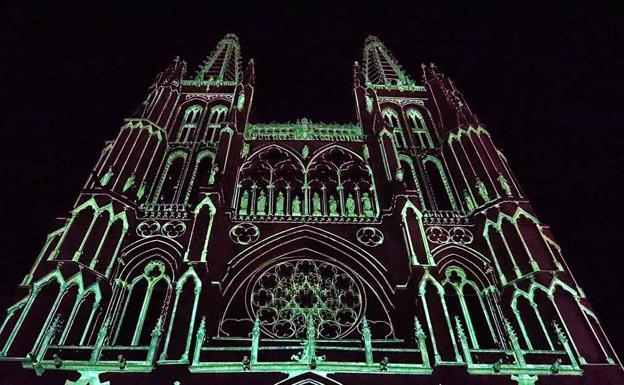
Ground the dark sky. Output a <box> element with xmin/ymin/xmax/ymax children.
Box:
<box><xmin>1</xmin><ymin>3</ymin><xmax>623</xmax><ymax>355</ymax></box>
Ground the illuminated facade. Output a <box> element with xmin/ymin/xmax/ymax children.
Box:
<box><xmin>0</xmin><ymin>34</ymin><xmax>622</xmax><ymax>385</ymax></box>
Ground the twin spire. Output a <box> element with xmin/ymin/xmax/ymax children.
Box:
<box><xmin>362</xmin><ymin>35</ymin><xmax>414</xmax><ymax>87</ymax></box>
<box><xmin>191</xmin><ymin>34</ymin><xmax>414</xmax><ymax>88</ymax></box>
<box><xmin>193</xmin><ymin>33</ymin><xmax>242</xmax><ymax>83</ymax></box>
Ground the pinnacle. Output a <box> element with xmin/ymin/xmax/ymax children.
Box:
<box><xmin>222</xmin><ymin>33</ymin><xmax>240</xmax><ymax>45</ymax></box>
<box><xmin>365</xmin><ymin>35</ymin><xmax>382</xmax><ymax>45</ymax></box>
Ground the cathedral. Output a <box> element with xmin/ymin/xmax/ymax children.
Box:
<box><xmin>0</xmin><ymin>34</ymin><xmax>621</xmax><ymax>385</ymax></box>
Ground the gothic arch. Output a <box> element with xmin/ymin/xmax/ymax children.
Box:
<box><xmin>405</xmin><ymin>107</ymin><xmax>434</xmax><ymax>148</ymax></box>
<box><xmin>160</xmin><ymin>266</ymin><xmax>202</xmax><ymax>362</ymax></box>
<box><xmin>117</xmin><ymin>236</ymin><xmax>183</xmax><ymax>281</ymax></box>
<box><xmin>417</xmin><ymin>272</ymin><xmax>461</xmax><ymax>363</ymax></box>
<box><xmin>510</xmin><ymin>282</ymin><xmax>562</xmax><ymax>351</ymax></box>
<box><xmin>246</xmin><ymin>143</ymin><xmax>306</xmax><ymax>168</ymax></box>
<box><xmin>235</xmin><ymin>144</ymin><xmax>305</xmax><ymax>217</ymax></box>
<box><xmin>152</xmin><ymin>150</ymin><xmax>189</xmax><ymax>204</ymax></box>
<box><xmin>400</xmin><ymin>200</ymin><xmax>432</xmax><ymax>266</ymax></box>
<box><xmin>381</xmin><ymin>106</ymin><xmax>407</xmax><ymax>149</ymax></box>
<box><xmin>59</xmin><ymin>280</ymin><xmax>103</xmax><ymax>346</ymax></box>
<box><xmin>220</xmin><ymin>225</ymin><xmax>394</xmax><ymax>339</ymax></box>
<box><xmin>484</xmin><ymin>206</ymin><xmax>559</xmax><ymax>281</ymax></box>
<box><xmin>432</xmin><ymin>244</ymin><xmax>494</xmax><ymax>289</ymax></box>
<box><xmin>435</xmin><ymin>263</ymin><xmax>499</xmax><ymax>349</ymax></box>
<box><xmin>306</xmin><ymin>145</ymin><xmax>378</xmax><ymax>218</ymax></box>
<box><xmin>51</xmin><ymin>198</ymin><xmax>128</xmax><ymax>276</ymax></box>
<box><xmin>423</xmin><ymin>155</ymin><xmax>457</xmax><ymax>211</ymax></box>
<box><xmin>207</xmin><ymin>104</ymin><xmax>229</xmax><ymax>124</ymax></box>
<box><xmin>0</xmin><ymin>269</ymin><xmax>65</xmax><ymax>357</ymax></box>
<box><xmin>200</xmin><ymin>103</ymin><xmax>230</xmax><ymax>142</ymax></box>
<box><xmin>177</xmin><ymin>104</ymin><xmax>204</xmax><ymax>142</ymax></box>
<box><xmin>225</xmin><ymin>225</ymin><xmax>392</xmax><ymax>301</ymax></box>
<box><xmin>109</xmin><ymin>241</ymin><xmax>180</xmax><ymax>347</ymax></box>
<box><xmin>185</xmin><ymin>149</ymin><xmax>216</xmax><ymax>205</ymax></box>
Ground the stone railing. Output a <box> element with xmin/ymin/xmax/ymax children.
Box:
<box><xmin>245</xmin><ymin>119</ymin><xmax>364</xmax><ymax>141</ymax></box>
<box><xmin>139</xmin><ymin>203</ymin><xmax>190</xmax><ymax>219</ymax></box>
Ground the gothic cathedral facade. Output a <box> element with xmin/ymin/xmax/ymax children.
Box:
<box><xmin>0</xmin><ymin>35</ymin><xmax>621</xmax><ymax>385</ymax></box>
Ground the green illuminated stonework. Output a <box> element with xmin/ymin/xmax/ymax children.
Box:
<box><xmin>0</xmin><ymin>34</ymin><xmax>621</xmax><ymax>385</ymax></box>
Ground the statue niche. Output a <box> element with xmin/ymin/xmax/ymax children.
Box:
<box><xmin>236</xmin><ymin>146</ymin><xmax>304</xmax><ymax>217</ymax></box>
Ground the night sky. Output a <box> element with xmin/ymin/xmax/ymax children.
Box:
<box><xmin>1</xmin><ymin>3</ymin><xmax>622</xmax><ymax>356</ymax></box>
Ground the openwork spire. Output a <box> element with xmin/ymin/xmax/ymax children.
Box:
<box><xmin>362</xmin><ymin>35</ymin><xmax>413</xmax><ymax>87</ymax></box>
<box><xmin>194</xmin><ymin>33</ymin><xmax>242</xmax><ymax>83</ymax></box>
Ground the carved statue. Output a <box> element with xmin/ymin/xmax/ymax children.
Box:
<box><xmin>362</xmin><ymin>144</ymin><xmax>370</xmax><ymax>160</ymax></box>
<box><xmin>312</xmin><ymin>192</ymin><xmax>322</xmax><ymax>216</ymax></box>
<box><xmin>463</xmin><ymin>190</ymin><xmax>475</xmax><ymax>212</ymax></box>
<box><xmin>498</xmin><ymin>173</ymin><xmax>512</xmax><ymax>197</ymax></box>
<box><xmin>240</xmin><ymin>143</ymin><xmax>250</xmax><ymax>158</ymax></box>
<box><xmin>239</xmin><ymin>190</ymin><xmax>249</xmax><ymax>216</ymax></box>
<box><xmin>395</xmin><ymin>167</ymin><xmax>404</xmax><ymax>182</ymax></box>
<box><xmin>476</xmin><ymin>179</ymin><xmax>489</xmax><ymax>202</ymax></box>
<box><xmin>328</xmin><ymin>195</ymin><xmax>339</xmax><ymax>217</ymax></box>
<box><xmin>237</xmin><ymin>91</ymin><xmax>245</xmax><ymax>111</ymax></box>
<box><xmin>275</xmin><ymin>191</ymin><xmax>285</xmax><ymax>216</ymax></box>
<box><xmin>362</xmin><ymin>192</ymin><xmax>374</xmax><ymax>217</ymax></box>
<box><xmin>208</xmin><ymin>164</ymin><xmax>219</xmax><ymax>185</ymax></box>
<box><xmin>365</xmin><ymin>94</ymin><xmax>374</xmax><ymax>113</ymax></box>
<box><xmin>256</xmin><ymin>190</ymin><xmax>267</xmax><ymax>215</ymax></box>
<box><xmin>291</xmin><ymin>195</ymin><xmax>302</xmax><ymax>216</ymax></box>
<box><xmin>291</xmin><ymin>317</ymin><xmax>324</xmax><ymax>365</ymax></box>
<box><xmin>346</xmin><ymin>194</ymin><xmax>357</xmax><ymax>217</ymax></box>
<box><xmin>100</xmin><ymin>167</ymin><xmax>113</xmax><ymax>187</ymax></box>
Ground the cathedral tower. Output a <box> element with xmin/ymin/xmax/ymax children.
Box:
<box><xmin>0</xmin><ymin>34</ymin><xmax>621</xmax><ymax>385</ymax></box>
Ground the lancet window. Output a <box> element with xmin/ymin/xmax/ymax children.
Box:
<box><xmin>185</xmin><ymin>150</ymin><xmax>215</xmax><ymax>205</ymax></box>
<box><xmin>177</xmin><ymin>105</ymin><xmax>203</xmax><ymax>142</ymax></box>
<box><xmin>418</xmin><ymin>266</ymin><xmax>498</xmax><ymax>363</ymax></box>
<box><xmin>406</xmin><ymin>108</ymin><xmax>433</xmax><ymax>148</ymax></box>
<box><xmin>112</xmin><ymin>260</ymin><xmax>172</xmax><ymax>347</ymax></box>
<box><xmin>203</xmin><ymin>104</ymin><xmax>229</xmax><ymax>142</ymax></box>
<box><xmin>208</xmin><ymin>105</ymin><xmax>228</xmax><ymax>124</ymax></box>
<box><xmin>382</xmin><ymin>108</ymin><xmax>407</xmax><ymax>149</ymax></box>
<box><xmin>423</xmin><ymin>157</ymin><xmax>457</xmax><ymax>211</ymax></box>
<box><xmin>440</xmin><ymin>267</ymin><xmax>497</xmax><ymax>349</ymax></box>
<box><xmin>153</xmin><ymin>151</ymin><xmax>188</xmax><ymax>204</ymax></box>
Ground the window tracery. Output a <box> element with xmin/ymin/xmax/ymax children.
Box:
<box><xmin>185</xmin><ymin>150</ymin><xmax>215</xmax><ymax>205</ymax></box>
<box><xmin>112</xmin><ymin>260</ymin><xmax>172</xmax><ymax>347</ymax></box>
<box><xmin>236</xmin><ymin>146</ymin><xmax>304</xmax><ymax>218</ymax></box>
<box><xmin>382</xmin><ymin>108</ymin><xmax>407</xmax><ymax>149</ymax></box>
<box><xmin>178</xmin><ymin>105</ymin><xmax>203</xmax><ymax>142</ymax></box>
<box><xmin>249</xmin><ymin>259</ymin><xmax>363</xmax><ymax>339</ymax></box>
<box><xmin>153</xmin><ymin>151</ymin><xmax>188</xmax><ymax>204</ymax></box>
<box><xmin>203</xmin><ymin>104</ymin><xmax>229</xmax><ymax>143</ymax></box>
<box><xmin>406</xmin><ymin>108</ymin><xmax>433</xmax><ymax>148</ymax></box>
<box><xmin>306</xmin><ymin>147</ymin><xmax>376</xmax><ymax>219</ymax></box>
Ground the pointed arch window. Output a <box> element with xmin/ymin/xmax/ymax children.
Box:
<box><xmin>153</xmin><ymin>151</ymin><xmax>188</xmax><ymax>204</ymax></box>
<box><xmin>178</xmin><ymin>105</ymin><xmax>203</xmax><ymax>142</ymax></box>
<box><xmin>423</xmin><ymin>157</ymin><xmax>457</xmax><ymax>211</ymax></box>
<box><xmin>208</xmin><ymin>105</ymin><xmax>228</xmax><ymax>124</ymax></box>
<box><xmin>441</xmin><ymin>267</ymin><xmax>497</xmax><ymax>349</ymax></box>
<box><xmin>382</xmin><ymin>108</ymin><xmax>407</xmax><ymax>149</ymax></box>
<box><xmin>406</xmin><ymin>108</ymin><xmax>433</xmax><ymax>148</ymax></box>
<box><xmin>113</xmin><ymin>260</ymin><xmax>172</xmax><ymax>346</ymax></box>
<box><xmin>185</xmin><ymin>150</ymin><xmax>215</xmax><ymax>205</ymax></box>
<box><xmin>204</xmin><ymin>105</ymin><xmax>229</xmax><ymax>143</ymax></box>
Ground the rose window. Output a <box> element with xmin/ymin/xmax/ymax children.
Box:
<box><xmin>250</xmin><ymin>259</ymin><xmax>363</xmax><ymax>339</ymax></box>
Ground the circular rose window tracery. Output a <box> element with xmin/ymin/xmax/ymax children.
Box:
<box><xmin>250</xmin><ymin>259</ymin><xmax>363</xmax><ymax>339</ymax></box>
